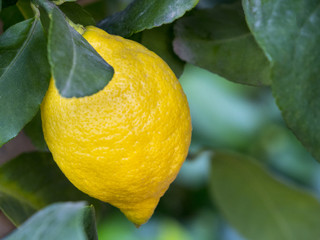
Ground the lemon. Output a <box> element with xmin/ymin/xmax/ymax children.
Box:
<box><xmin>41</xmin><ymin>26</ymin><xmax>192</xmax><ymax>226</ymax></box>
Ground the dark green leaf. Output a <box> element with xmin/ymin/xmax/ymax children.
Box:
<box><xmin>0</xmin><ymin>4</ymin><xmax>24</xmax><ymax>30</ymax></box>
<box><xmin>16</xmin><ymin>0</ymin><xmax>35</xmax><ymax>19</ymax></box>
<box><xmin>0</xmin><ymin>152</ymin><xmax>98</xmax><ymax>225</ymax></box>
<box><xmin>35</xmin><ymin>0</ymin><xmax>114</xmax><ymax>98</ymax></box>
<box><xmin>59</xmin><ymin>2</ymin><xmax>95</xmax><ymax>26</ymax></box>
<box><xmin>127</xmin><ymin>31</ymin><xmax>142</xmax><ymax>42</ymax></box>
<box><xmin>210</xmin><ymin>151</ymin><xmax>320</xmax><ymax>240</ymax></box>
<box><xmin>197</xmin><ymin>0</ymin><xmax>237</xmax><ymax>9</ymax></box>
<box><xmin>82</xmin><ymin>0</ymin><xmax>107</xmax><ymax>22</ymax></box>
<box><xmin>2</xmin><ymin>0</ymin><xmax>17</xmax><ymax>8</ymax></box>
<box><xmin>173</xmin><ymin>3</ymin><xmax>271</xmax><ymax>86</ymax></box>
<box><xmin>83</xmin><ymin>0</ymin><xmax>132</xmax><ymax>22</ymax></box>
<box><xmin>243</xmin><ymin>0</ymin><xmax>320</xmax><ymax>161</ymax></box>
<box><xmin>141</xmin><ymin>24</ymin><xmax>184</xmax><ymax>78</ymax></box>
<box><xmin>0</xmin><ymin>192</ymin><xmax>36</xmax><ymax>226</ymax></box>
<box><xmin>0</xmin><ymin>18</ymin><xmax>50</xmax><ymax>147</ymax></box>
<box><xmin>53</xmin><ymin>0</ymin><xmax>76</xmax><ymax>4</ymax></box>
<box><xmin>97</xmin><ymin>0</ymin><xmax>199</xmax><ymax>37</ymax></box>
<box><xmin>23</xmin><ymin>111</ymin><xmax>48</xmax><ymax>151</ymax></box>
<box><xmin>83</xmin><ymin>206</ymin><xmax>98</xmax><ymax>240</ymax></box>
<box><xmin>4</xmin><ymin>202</ymin><xmax>98</xmax><ymax>240</ymax></box>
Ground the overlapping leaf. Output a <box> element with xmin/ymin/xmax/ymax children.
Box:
<box><xmin>52</xmin><ymin>0</ymin><xmax>76</xmax><ymax>4</ymax></box>
<box><xmin>97</xmin><ymin>0</ymin><xmax>199</xmax><ymax>37</ymax></box>
<box><xmin>2</xmin><ymin>0</ymin><xmax>18</xmax><ymax>9</ymax></box>
<box><xmin>210</xmin><ymin>152</ymin><xmax>320</xmax><ymax>240</ymax></box>
<box><xmin>0</xmin><ymin>18</ymin><xmax>50</xmax><ymax>147</ymax></box>
<box><xmin>4</xmin><ymin>202</ymin><xmax>98</xmax><ymax>240</ymax></box>
<box><xmin>0</xmin><ymin>152</ymin><xmax>98</xmax><ymax>225</ymax></box>
<box><xmin>16</xmin><ymin>0</ymin><xmax>34</xmax><ymax>19</ymax></box>
<box><xmin>174</xmin><ymin>3</ymin><xmax>271</xmax><ymax>86</ymax></box>
<box><xmin>58</xmin><ymin>2</ymin><xmax>95</xmax><ymax>26</ymax></box>
<box><xmin>197</xmin><ymin>0</ymin><xmax>236</xmax><ymax>8</ymax></box>
<box><xmin>34</xmin><ymin>0</ymin><xmax>114</xmax><ymax>98</ymax></box>
<box><xmin>141</xmin><ymin>24</ymin><xmax>184</xmax><ymax>77</ymax></box>
<box><xmin>23</xmin><ymin>111</ymin><xmax>48</xmax><ymax>151</ymax></box>
<box><xmin>0</xmin><ymin>4</ymin><xmax>25</xmax><ymax>30</ymax></box>
<box><xmin>243</xmin><ymin>0</ymin><xmax>320</xmax><ymax>161</ymax></box>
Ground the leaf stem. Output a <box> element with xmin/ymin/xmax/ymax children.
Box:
<box><xmin>30</xmin><ymin>3</ymin><xmax>40</xmax><ymax>19</ymax></box>
<box><xmin>66</xmin><ymin>17</ymin><xmax>86</xmax><ymax>35</ymax></box>
<box><xmin>31</xmin><ymin>0</ymin><xmax>86</xmax><ymax>35</ymax></box>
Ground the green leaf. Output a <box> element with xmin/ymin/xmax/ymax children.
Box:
<box><xmin>0</xmin><ymin>18</ymin><xmax>50</xmax><ymax>147</ymax></box>
<box><xmin>2</xmin><ymin>0</ymin><xmax>17</xmax><ymax>8</ymax></box>
<box><xmin>53</xmin><ymin>0</ymin><xmax>76</xmax><ymax>4</ymax></box>
<box><xmin>83</xmin><ymin>0</ymin><xmax>132</xmax><ymax>22</ymax></box>
<box><xmin>35</xmin><ymin>0</ymin><xmax>114</xmax><ymax>98</ymax></box>
<box><xmin>83</xmin><ymin>205</ymin><xmax>99</xmax><ymax>240</ymax></box>
<box><xmin>23</xmin><ymin>111</ymin><xmax>48</xmax><ymax>151</ymax></box>
<box><xmin>0</xmin><ymin>152</ymin><xmax>98</xmax><ymax>225</ymax></box>
<box><xmin>4</xmin><ymin>202</ymin><xmax>98</xmax><ymax>240</ymax></box>
<box><xmin>243</xmin><ymin>0</ymin><xmax>320</xmax><ymax>161</ymax></box>
<box><xmin>0</xmin><ymin>191</ymin><xmax>36</xmax><ymax>226</ymax></box>
<box><xmin>210</xmin><ymin>151</ymin><xmax>320</xmax><ymax>240</ymax></box>
<box><xmin>173</xmin><ymin>3</ymin><xmax>271</xmax><ymax>86</ymax></box>
<box><xmin>16</xmin><ymin>0</ymin><xmax>35</xmax><ymax>19</ymax></box>
<box><xmin>0</xmin><ymin>4</ymin><xmax>25</xmax><ymax>30</ymax></box>
<box><xmin>197</xmin><ymin>0</ymin><xmax>236</xmax><ymax>9</ymax></box>
<box><xmin>58</xmin><ymin>2</ymin><xmax>95</xmax><ymax>26</ymax></box>
<box><xmin>141</xmin><ymin>24</ymin><xmax>184</xmax><ymax>78</ymax></box>
<box><xmin>97</xmin><ymin>0</ymin><xmax>199</xmax><ymax>37</ymax></box>
<box><xmin>82</xmin><ymin>0</ymin><xmax>107</xmax><ymax>22</ymax></box>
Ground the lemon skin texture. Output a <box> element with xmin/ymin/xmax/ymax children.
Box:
<box><xmin>41</xmin><ymin>26</ymin><xmax>192</xmax><ymax>226</ymax></box>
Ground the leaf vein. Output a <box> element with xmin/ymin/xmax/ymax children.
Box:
<box><xmin>0</xmin><ymin>20</ymin><xmax>37</xmax><ymax>83</ymax></box>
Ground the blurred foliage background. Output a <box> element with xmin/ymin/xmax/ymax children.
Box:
<box><xmin>1</xmin><ymin>0</ymin><xmax>320</xmax><ymax>239</ymax></box>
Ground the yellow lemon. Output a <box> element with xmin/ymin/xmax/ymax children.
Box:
<box><xmin>41</xmin><ymin>26</ymin><xmax>192</xmax><ymax>226</ymax></box>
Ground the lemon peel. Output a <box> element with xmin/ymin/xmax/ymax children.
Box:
<box><xmin>41</xmin><ymin>26</ymin><xmax>192</xmax><ymax>225</ymax></box>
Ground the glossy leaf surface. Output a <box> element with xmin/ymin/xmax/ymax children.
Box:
<box><xmin>97</xmin><ymin>0</ymin><xmax>199</xmax><ymax>37</ymax></box>
<box><xmin>4</xmin><ymin>202</ymin><xmax>98</xmax><ymax>240</ymax></box>
<box><xmin>35</xmin><ymin>0</ymin><xmax>114</xmax><ymax>98</ymax></box>
<box><xmin>243</xmin><ymin>0</ymin><xmax>320</xmax><ymax>160</ymax></box>
<box><xmin>58</xmin><ymin>2</ymin><xmax>95</xmax><ymax>26</ymax></box>
<box><xmin>174</xmin><ymin>3</ymin><xmax>271</xmax><ymax>86</ymax></box>
<box><xmin>0</xmin><ymin>18</ymin><xmax>50</xmax><ymax>147</ymax></box>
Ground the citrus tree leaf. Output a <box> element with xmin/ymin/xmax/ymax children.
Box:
<box><xmin>97</xmin><ymin>0</ymin><xmax>199</xmax><ymax>37</ymax></box>
<box><xmin>4</xmin><ymin>202</ymin><xmax>98</xmax><ymax>240</ymax></box>
<box><xmin>0</xmin><ymin>192</ymin><xmax>36</xmax><ymax>227</ymax></box>
<box><xmin>197</xmin><ymin>0</ymin><xmax>236</xmax><ymax>8</ymax></box>
<box><xmin>23</xmin><ymin>111</ymin><xmax>48</xmax><ymax>151</ymax></box>
<box><xmin>0</xmin><ymin>4</ymin><xmax>25</xmax><ymax>30</ymax></box>
<box><xmin>16</xmin><ymin>0</ymin><xmax>35</xmax><ymax>19</ymax></box>
<box><xmin>83</xmin><ymin>205</ymin><xmax>99</xmax><ymax>240</ymax></box>
<box><xmin>0</xmin><ymin>152</ymin><xmax>98</xmax><ymax>226</ymax></box>
<box><xmin>173</xmin><ymin>3</ymin><xmax>271</xmax><ymax>86</ymax></box>
<box><xmin>210</xmin><ymin>151</ymin><xmax>320</xmax><ymax>240</ymax></box>
<box><xmin>141</xmin><ymin>24</ymin><xmax>184</xmax><ymax>78</ymax></box>
<box><xmin>83</xmin><ymin>0</ymin><xmax>132</xmax><ymax>22</ymax></box>
<box><xmin>34</xmin><ymin>0</ymin><xmax>114</xmax><ymax>98</ymax></box>
<box><xmin>53</xmin><ymin>0</ymin><xmax>76</xmax><ymax>4</ymax></box>
<box><xmin>58</xmin><ymin>2</ymin><xmax>95</xmax><ymax>26</ymax></box>
<box><xmin>243</xmin><ymin>0</ymin><xmax>320</xmax><ymax>161</ymax></box>
<box><xmin>82</xmin><ymin>0</ymin><xmax>107</xmax><ymax>22</ymax></box>
<box><xmin>0</xmin><ymin>18</ymin><xmax>50</xmax><ymax>147</ymax></box>
<box><xmin>2</xmin><ymin>0</ymin><xmax>17</xmax><ymax>8</ymax></box>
